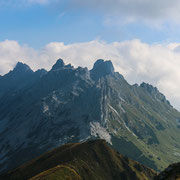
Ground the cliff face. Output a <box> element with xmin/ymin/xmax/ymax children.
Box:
<box><xmin>0</xmin><ymin>59</ymin><xmax>180</xmax><ymax>173</ymax></box>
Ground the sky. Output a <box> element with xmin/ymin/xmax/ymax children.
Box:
<box><xmin>1</xmin><ymin>0</ymin><xmax>180</xmax><ymax>109</ymax></box>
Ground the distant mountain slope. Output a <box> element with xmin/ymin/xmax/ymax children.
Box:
<box><xmin>0</xmin><ymin>59</ymin><xmax>180</xmax><ymax>173</ymax></box>
<box><xmin>1</xmin><ymin>140</ymin><xmax>156</xmax><ymax>180</ymax></box>
<box><xmin>0</xmin><ymin>62</ymin><xmax>47</xmax><ymax>98</ymax></box>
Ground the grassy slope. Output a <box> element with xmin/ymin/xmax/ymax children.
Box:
<box><xmin>104</xmin><ymin>76</ymin><xmax>180</xmax><ymax>171</ymax></box>
<box><xmin>30</xmin><ymin>165</ymin><xmax>82</xmax><ymax>180</ymax></box>
<box><xmin>1</xmin><ymin>140</ymin><xmax>156</xmax><ymax>180</ymax></box>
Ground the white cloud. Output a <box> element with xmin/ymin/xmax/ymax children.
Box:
<box><xmin>1</xmin><ymin>39</ymin><xmax>180</xmax><ymax>110</ymax></box>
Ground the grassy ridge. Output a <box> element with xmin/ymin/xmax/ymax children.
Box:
<box><xmin>102</xmin><ymin>76</ymin><xmax>180</xmax><ymax>171</ymax></box>
<box><xmin>30</xmin><ymin>165</ymin><xmax>81</xmax><ymax>180</ymax></box>
<box><xmin>1</xmin><ymin>140</ymin><xmax>156</xmax><ymax>180</ymax></box>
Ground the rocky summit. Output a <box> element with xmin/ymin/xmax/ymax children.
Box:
<box><xmin>0</xmin><ymin>59</ymin><xmax>180</xmax><ymax>174</ymax></box>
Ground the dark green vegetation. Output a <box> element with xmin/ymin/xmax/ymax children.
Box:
<box><xmin>155</xmin><ymin>162</ymin><xmax>180</xmax><ymax>180</ymax></box>
<box><xmin>0</xmin><ymin>59</ymin><xmax>180</xmax><ymax>173</ymax></box>
<box><xmin>1</xmin><ymin>140</ymin><xmax>156</xmax><ymax>180</ymax></box>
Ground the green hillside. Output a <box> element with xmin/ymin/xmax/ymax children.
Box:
<box><xmin>1</xmin><ymin>140</ymin><xmax>156</xmax><ymax>180</ymax></box>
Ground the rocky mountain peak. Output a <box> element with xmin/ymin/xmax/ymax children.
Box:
<box><xmin>140</xmin><ymin>82</ymin><xmax>170</xmax><ymax>105</ymax></box>
<box><xmin>51</xmin><ymin>59</ymin><xmax>65</xmax><ymax>71</ymax></box>
<box><xmin>90</xmin><ymin>59</ymin><xmax>114</xmax><ymax>80</ymax></box>
<box><xmin>140</xmin><ymin>82</ymin><xmax>158</xmax><ymax>94</ymax></box>
<box><xmin>13</xmin><ymin>62</ymin><xmax>33</xmax><ymax>74</ymax></box>
<box><xmin>35</xmin><ymin>69</ymin><xmax>47</xmax><ymax>77</ymax></box>
<box><xmin>0</xmin><ymin>58</ymin><xmax>179</xmax><ymax>174</ymax></box>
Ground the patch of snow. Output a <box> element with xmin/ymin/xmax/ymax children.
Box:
<box><xmin>90</xmin><ymin>122</ymin><xmax>112</xmax><ymax>145</ymax></box>
<box><xmin>120</xmin><ymin>105</ymin><xmax>126</xmax><ymax>113</ymax></box>
<box><xmin>52</xmin><ymin>94</ymin><xmax>59</xmax><ymax>102</ymax></box>
<box><xmin>123</xmin><ymin>122</ymin><xmax>138</xmax><ymax>138</ymax></box>
<box><xmin>108</xmin><ymin>104</ymin><xmax>121</xmax><ymax>118</ymax></box>
<box><xmin>43</xmin><ymin>103</ymin><xmax>49</xmax><ymax>113</ymax></box>
<box><xmin>112</xmin><ymin>129</ymin><xmax>118</xmax><ymax>135</ymax></box>
<box><xmin>119</xmin><ymin>96</ymin><xmax>125</xmax><ymax>102</ymax></box>
<box><xmin>108</xmin><ymin>104</ymin><xmax>137</xmax><ymax>137</ymax></box>
<box><xmin>141</xmin><ymin>105</ymin><xmax>149</xmax><ymax>112</ymax></box>
<box><xmin>174</xmin><ymin>152</ymin><xmax>180</xmax><ymax>157</ymax></box>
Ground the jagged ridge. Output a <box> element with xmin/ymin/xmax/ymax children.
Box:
<box><xmin>0</xmin><ymin>59</ymin><xmax>180</xmax><ymax>174</ymax></box>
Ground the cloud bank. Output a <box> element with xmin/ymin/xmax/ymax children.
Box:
<box><xmin>1</xmin><ymin>39</ymin><xmax>180</xmax><ymax>109</ymax></box>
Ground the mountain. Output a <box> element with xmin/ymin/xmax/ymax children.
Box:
<box><xmin>155</xmin><ymin>162</ymin><xmax>180</xmax><ymax>180</ymax></box>
<box><xmin>0</xmin><ymin>59</ymin><xmax>180</xmax><ymax>173</ymax></box>
<box><xmin>0</xmin><ymin>140</ymin><xmax>156</xmax><ymax>180</ymax></box>
<box><xmin>0</xmin><ymin>62</ymin><xmax>47</xmax><ymax>98</ymax></box>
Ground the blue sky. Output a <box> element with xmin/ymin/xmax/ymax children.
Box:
<box><xmin>1</xmin><ymin>0</ymin><xmax>180</xmax><ymax>48</ymax></box>
<box><xmin>0</xmin><ymin>3</ymin><xmax>103</xmax><ymax>47</ymax></box>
